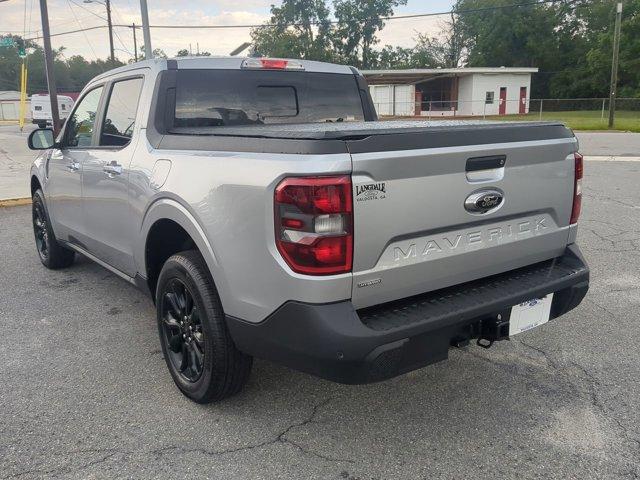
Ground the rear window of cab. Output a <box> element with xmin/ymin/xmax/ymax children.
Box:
<box><xmin>173</xmin><ymin>69</ymin><xmax>365</xmax><ymax>128</ymax></box>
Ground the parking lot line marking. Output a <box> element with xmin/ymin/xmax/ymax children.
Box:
<box><xmin>0</xmin><ymin>197</ymin><xmax>31</xmax><ymax>208</ymax></box>
<box><xmin>583</xmin><ymin>156</ymin><xmax>640</xmax><ymax>162</ymax></box>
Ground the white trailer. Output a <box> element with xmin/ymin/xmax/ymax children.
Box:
<box><xmin>30</xmin><ymin>94</ymin><xmax>74</xmax><ymax>127</ymax></box>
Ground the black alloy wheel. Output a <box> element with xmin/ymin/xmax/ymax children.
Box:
<box><xmin>155</xmin><ymin>250</ymin><xmax>252</xmax><ymax>403</ymax></box>
<box><xmin>31</xmin><ymin>189</ymin><xmax>75</xmax><ymax>269</ymax></box>
<box><xmin>33</xmin><ymin>201</ymin><xmax>49</xmax><ymax>262</ymax></box>
<box><xmin>160</xmin><ymin>278</ymin><xmax>205</xmax><ymax>383</ymax></box>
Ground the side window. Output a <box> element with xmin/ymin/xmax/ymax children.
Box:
<box><xmin>100</xmin><ymin>77</ymin><xmax>144</xmax><ymax>147</ymax></box>
<box><xmin>65</xmin><ymin>87</ymin><xmax>103</xmax><ymax>148</ymax></box>
<box><xmin>485</xmin><ymin>91</ymin><xmax>495</xmax><ymax>104</ymax></box>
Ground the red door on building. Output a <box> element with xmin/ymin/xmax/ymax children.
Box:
<box><xmin>519</xmin><ymin>86</ymin><xmax>527</xmax><ymax>114</ymax></box>
<box><xmin>499</xmin><ymin>87</ymin><xmax>507</xmax><ymax>115</ymax></box>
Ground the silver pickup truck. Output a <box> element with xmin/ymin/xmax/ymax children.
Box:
<box><xmin>28</xmin><ymin>57</ymin><xmax>589</xmax><ymax>403</ymax></box>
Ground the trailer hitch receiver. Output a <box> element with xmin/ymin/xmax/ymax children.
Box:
<box><xmin>476</xmin><ymin>314</ymin><xmax>510</xmax><ymax>349</ymax></box>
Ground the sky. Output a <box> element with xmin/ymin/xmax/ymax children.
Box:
<box><xmin>1</xmin><ymin>0</ymin><xmax>455</xmax><ymax>61</ymax></box>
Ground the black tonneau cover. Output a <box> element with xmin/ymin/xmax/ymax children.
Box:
<box><xmin>169</xmin><ymin>119</ymin><xmax>570</xmax><ymax>141</ymax></box>
<box><xmin>159</xmin><ymin>120</ymin><xmax>574</xmax><ymax>154</ymax></box>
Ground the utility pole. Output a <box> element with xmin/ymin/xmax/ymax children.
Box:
<box><xmin>39</xmin><ymin>0</ymin><xmax>61</xmax><ymax>136</ymax></box>
<box><xmin>140</xmin><ymin>0</ymin><xmax>152</xmax><ymax>59</ymax></box>
<box><xmin>608</xmin><ymin>1</ymin><xmax>623</xmax><ymax>129</ymax></box>
<box><xmin>83</xmin><ymin>0</ymin><xmax>114</xmax><ymax>62</ymax></box>
<box><xmin>132</xmin><ymin>23</ymin><xmax>138</xmax><ymax>62</ymax></box>
<box><xmin>106</xmin><ymin>0</ymin><xmax>115</xmax><ymax>63</ymax></box>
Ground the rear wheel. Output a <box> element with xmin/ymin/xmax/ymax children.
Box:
<box><xmin>32</xmin><ymin>189</ymin><xmax>75</xmax><ymax>269</ymax></box>
<box><xmin>156</xmin><ymin>250</ymin><xmax>252</xmax><ymax>403</ymax></box>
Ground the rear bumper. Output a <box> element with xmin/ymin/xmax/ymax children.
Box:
<box><xmin>227</xmin><ymin>244</ymin><xmax>589</xmax><ymax>384</ymax></box>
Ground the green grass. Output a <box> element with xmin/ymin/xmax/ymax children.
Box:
<box><xmin>486</xmin><ymin>110</ymin><xmax>640</xmax><ymax>132</ymax></box>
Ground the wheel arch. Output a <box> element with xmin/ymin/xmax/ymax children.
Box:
<box><xmin>30</xmin><ymin>175</ymin><xmax>42</xmax><ymax>196</ymax></box>
<box><xmin>139</xmin><ymin>198</ymin><xmax>226</xmax><ymax>304</ymax></box>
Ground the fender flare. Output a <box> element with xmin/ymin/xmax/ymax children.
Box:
<box><xmin>138</xmin><ymin>198</ymin><xmax>230</xmax><ymax>306</ymax></box>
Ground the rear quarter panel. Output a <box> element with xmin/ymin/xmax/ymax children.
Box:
<box><xmin>130</xmin><ymin>139</ymin><xmax>353</xmax><ymax>323</ymax></box>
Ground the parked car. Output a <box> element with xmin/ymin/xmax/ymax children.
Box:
<box><xmin>27</xmin><ymin>57</ymin><xmax>589</xmax><ymax>403</ymax></box>
<box><xmin>30</xmin><ymin>94</ymin><xmax>74</xmax><ymax>128</ymax></box>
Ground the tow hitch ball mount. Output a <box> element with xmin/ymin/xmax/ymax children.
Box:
<box><xmin>451</xmin><ymin>313</ymin><xmax>511</xmax><ymax>350</ymax></box>
<box><xmin>476</xmin><ymin>313</ymin><xmax>510</xmax><ymax>349</ymax></box>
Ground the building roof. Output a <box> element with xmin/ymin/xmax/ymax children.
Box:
<box><xmin>361</xmin><ymin>67</ymin><xmax>538</xmax><ymax>84</ymax></box>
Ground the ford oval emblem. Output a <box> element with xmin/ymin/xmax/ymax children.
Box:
<box><xmin>464</xmin><ymin>189</ymin><xmax>504</xmax><ymax>214</ymax></box>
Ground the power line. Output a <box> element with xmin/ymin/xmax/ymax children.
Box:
<box><xmin>65</xmin><ymin>0</ymin><xmax>103</xmax><ymax>65</ymax></box>
<box><xmin>24</xmin><ymin>0</ymin><xmax>575</xmax><ymax>40</ymax></box>
<box><xmin>68</xmin><ymin>0</ymin><xmax>107</xmax><ymax>21</ymax></box>
<box><xmin>141</xmin><ymin>0</ymin><xmax>573</xmax><ymax>29</ymax></box>
<box><xmin>107</xmin><ymin>1</ymin><xmax>134</xmax><ymax>55</ymax></box>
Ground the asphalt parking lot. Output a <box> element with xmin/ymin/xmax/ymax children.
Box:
<box><xmin>0</xmin><ymin>160</ymin><xmax>639</xmax><ymax>479</ymax></box>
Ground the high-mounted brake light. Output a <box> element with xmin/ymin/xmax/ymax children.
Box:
<box><xmin>274</xmin><ymin>176</ymin><xmax>352</xmax><ymax>275</ymax></box>
<box><xmin>241</xmin><ymin>58</ymin><xmax>305</xmax><ymax>71</ymax></box>
<box><xmin>570</xmin><ymin>152</ymin><xmax>583</xmax><ymax>224</ymax></box>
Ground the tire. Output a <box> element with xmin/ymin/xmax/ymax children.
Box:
<box><xmin>156</xmin><ymin>250</ymin><xmax>253</xmax><ymax>403</ymax></box>
<box><xmin>32</xmin><ymin>189</ymin><xmax>75</xmax><ymax>269</ymax></box>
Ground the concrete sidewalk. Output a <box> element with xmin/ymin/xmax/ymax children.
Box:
<box><xmin>0</xmin><ymin>125</ymin><xmax>36</xmax><ymax>200</ymax></box>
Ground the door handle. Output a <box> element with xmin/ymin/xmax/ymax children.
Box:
<box><xmin>103</xmin><ymin>162</ymin><xmax>123</xmax><ymax>177</ymax></box>
<box><xmin>66</xmin><ymin>162</ymin><xmax>80</xmax><ymax>172</ymax></box>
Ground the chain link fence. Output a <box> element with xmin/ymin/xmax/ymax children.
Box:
<box><xmin>372</xmin><ymin>97</ymin><xmax>640</xmax><ymax>130</ymax></box>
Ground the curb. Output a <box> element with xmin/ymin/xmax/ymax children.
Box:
<box><xmin>0</xmin><ymin>197</ymin><xmax>32</xmax><ymax>208</ymax></box>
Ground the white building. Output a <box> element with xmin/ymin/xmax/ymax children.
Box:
<box><xmin>362</xmin><ymin>67</ymin><xmax>537</xmax><ymax>117</ymax></box>
<box><xmin>0</xmin><ymin>91</ymin><xmax>26</xmax><ymax>121</ymax></box>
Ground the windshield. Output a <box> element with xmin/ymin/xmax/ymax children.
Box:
<box><xmin>173</xmin><ymin>69</ymin><xmax>365</xmax><ymax>129</ymax></box>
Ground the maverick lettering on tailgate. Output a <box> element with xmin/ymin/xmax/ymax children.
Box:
<box><xmin>393</xmin><ymin>218</ymin><xmax>548</xmax><ymax>262</ymax></box>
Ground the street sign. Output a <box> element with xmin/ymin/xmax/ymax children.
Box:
<box><xmin>18</xmin><ymin>48</ymin><xmax>26</xmax><ymax>58</ymax></box>
<box><xmin>0</xmin><ymin>38</ymin><xmax>16</xmax><ymax>47</ymax></box>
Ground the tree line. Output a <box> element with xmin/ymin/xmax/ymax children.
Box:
<box><xmin>0</xmin><ymin>0</ymin><xmax>637</xmax><ymax>98</ymax></box>
<box><xmin>251</xmin><ymin>0</ymin><xmax>639</xmax><ymax>98</ymax></box>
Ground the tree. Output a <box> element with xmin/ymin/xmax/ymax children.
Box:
<box><xmin>0</xmin><ymin>34</ymin><xmax>124</xmax><ymax>94</ymax></box>
<box><xmin>333</xmin><ymin>0</ymin><xmax>407</xmax><ymax>68</ymax></box>
<box><xmin>251</xmin><ymin>0</ymin><xmax>334</xmax><ymax>61</ymax></box>
<box><xmin>452</xmin><ymin>0</ymin><xmax>639</xmax><ymax>98</ymax></box>
<box><xmin>176</xmin><ymin>48</ymin><xmax>211</xmax><ymax>57</ymax></box>
<box><xmin>454</xmin><ymin>0</ymin><xmax>570</xmax><ymax>96</ymax></box>
<box><xmin>574</xmin><ymin>0</ymin><xmax>640</xmax><ymax>98</ymax></box>
<box><xmin>138</xmin><ymin>45</ymin><xmax>168</xmax><ymax>59</ymax></box>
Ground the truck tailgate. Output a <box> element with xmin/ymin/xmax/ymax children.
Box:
<box><xmin>347</xmin><ymin>124</ymin><xmax>577</xmax><ymax>309</ymax></box>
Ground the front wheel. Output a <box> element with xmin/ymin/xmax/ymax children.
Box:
<box><xmin>156</xmin><ymin>250</ymin><xmax>253</xmax><ymax>403</ymax></box>
<box><xmin>32</xmin><ymin>189</ymin><xmax>75</xmax><ymax>269</ymax></box>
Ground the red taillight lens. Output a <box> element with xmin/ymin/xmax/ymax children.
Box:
<box><xmin>570</xmin><ymin>152</ymin><xmax>583</xmax><ymax>224</ymax></box>
<box><xmin>241</xmin><ymin>58</ymin><xmax>305</xmax><ymax>71</ymax></box>
<box><xmin>275</xmin><ymin>176</ymin><xmax>353</xmax><ymax>275</ymax></box>
<box><xmin>260</xmin><ymin>59</ymin><xmax>288</xmax><ymax>69</ymax></box>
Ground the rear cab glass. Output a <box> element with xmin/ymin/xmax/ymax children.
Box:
<box><xmin>172</xmin><ymin>70</ymin><xmax>365</xmax><ymax>130</ymax></box>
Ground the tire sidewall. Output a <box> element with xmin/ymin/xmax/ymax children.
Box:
<box><xmin>32</xmin><ymin>190</ymin><xmax>51</xmax><ymax>267</ymax></box>
<box><xmin>156</xmin><ymin>255</ymin><xmax>220</xmax><ymax>402</ymax></box>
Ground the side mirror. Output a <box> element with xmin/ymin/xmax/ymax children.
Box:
<box><xmin>28</xmin><ymin>128</ymin><xmax>56</xmax><ymax>150</ymax></box>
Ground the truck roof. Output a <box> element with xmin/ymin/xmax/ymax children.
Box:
<box><xmin>91</xmin><ymin>56</ymin><xmax>357</xmax><ymax>83</ymax></box>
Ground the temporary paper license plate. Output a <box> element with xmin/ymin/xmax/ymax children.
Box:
<box><xmin>509</xmin><ymin>294</ymin><xmax>553</xmax><ymax>336</ymax></box>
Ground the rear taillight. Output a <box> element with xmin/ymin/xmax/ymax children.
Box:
<box><xmin>570</xmin><ymin>152</ymin><xmax>583</xmax><ymax>224</ymax></box>
<box><xmin>274</xmin><ymin>175</ymin><xmax>353</xmax><ymax>275</ymax></box>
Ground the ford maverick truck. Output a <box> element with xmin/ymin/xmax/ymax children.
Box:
<box><xmin>28</xmin><ymin>57</ymin><xmax>589</xmax><ymax>403</ymax></box>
